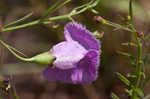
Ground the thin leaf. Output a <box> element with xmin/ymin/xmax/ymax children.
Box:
<box><xmin>117</xmin><ymin>51</ymin><xmax>137</xmax><ymax>62</ymax></box>
<box><xmin>121</xmin><ymin>42</ymin><xmax>137</xmax><ymax>47</ymax></box>
<box><xmin>7</xmin><ymin>44</ymin><xmax>27</xmax><ymax>58</ymax></box>
<box><xmin>4</xmin><ymin>12</ymin><xmax>33</xmax><ymax>28</ymax></box>
<box><xmin>111</xmin><ymin>92</ymin><xmax>120</xmax><ymax>99</ymax></box>
<box><xmin>104</xmin><ymin>20</ymin><xmax>133</xmax><ymax>32</ymax></box>
<box><xmin>127</xmin><ymin>73</ymin><xmax>137</xmax><ymax>78</ymax></box>
<box><xmin>39</xmin><ymin>0</ymin><xmax>62</xmax><ymax>23</ymax></box>
<box><xmin>39</xmin><ymin>0</ymin><xmax>71</xmax><ymax>23</ymax></box>
<box><xmin>90</xmin><ymin>9</ymin><xmax>99</xmax><ymax>14</ymax></box>
<box><xmin>116</xmin><ymin>72</ymin><xmax>130</xmax><ymax>86</ymax></box>
<box><xmin>73</xmin><ymin>1</ymin><xmax>93</xmax><ymax>11</ymax></box>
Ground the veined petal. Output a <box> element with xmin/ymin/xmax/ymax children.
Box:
<box><xmin>71</xmin><ymin>69</ymin><xmax>83</xmax><ymax>83</ymax></box>
<box><xmin>42</xmin><ymin>66</ymin><xmax>73</xmax><ymax>83</ymax></box>
<box><xmin>76</xmin><ymin>50</ymin><xmax>100</xmax><ymax>84</ymax></box>
<box><xmin>52</xmin><ymin>41</ymin><xmax>87</xmax><ymax>69</ymax></box>
<box><xmin>64</xmin><ymin>22</ymin><xmax>100</xmax><ymax>50</ymax></box>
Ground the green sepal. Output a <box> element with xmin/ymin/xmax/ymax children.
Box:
<box><xmin>28</xmin><ymin>51</ymin><xmax>56</xmax><ymax>66</ymax></box>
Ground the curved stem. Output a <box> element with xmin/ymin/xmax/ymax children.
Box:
<box><xmin>0</xmin><ymin>40</ymin><xmax>32</xmax><ymax>62</ymax></box>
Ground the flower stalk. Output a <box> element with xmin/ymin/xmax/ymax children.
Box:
<box><xmin>0</xmin><ymin>40</ymin><xmax>56</xmax><ymax>66</ymax></box>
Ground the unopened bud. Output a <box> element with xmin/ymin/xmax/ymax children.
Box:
<box><xmin>94</xmin><ymin>16</ymin><xmax>106</xmax><ymax>24</ymax></box>
<box><xmin>137</xmin><ymin>32</ymin><xmax>144</xmax><ymax>38</ymax></box>
<box><xmin>127</xmin><ymin>16</ymin><xmax>131</xmax><ymax>21</ymax></box>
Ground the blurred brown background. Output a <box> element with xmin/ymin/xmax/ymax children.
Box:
<box><xmin>0</xmin><ymin>0</ymin><xmax>150</xmax><ymax>99</ymax></box>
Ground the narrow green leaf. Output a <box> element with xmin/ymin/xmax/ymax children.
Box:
<box><xmin>7</xmin><ymin>44</ymin><xmax>27</xmax><ymax>58</ymax></box>
<box><xmin>39</xmin><ymin>0</ymin><xmax>71</xmax><ymax>23</ymax></box>
<box><xmin>121</xmin><ymin>42</ymin><xmax>137</xmax><ymax>47</ymax></box>
<box><xmin>0</xmin><ymin>40</ymin><xmax>27</xmax><ymax>57</ymax></box>
<box><xmin>90</xmin><ymin>9</ymin><xmax>99</xmax><ymax>14</ymax></box>
<box><xmin>104</xmin><ymin>20</ymin><xmax>133</xmax><ymax>32</ymax></box>
<box><xmin>111</xmin><ymin>92</ymin><xmax>120</xmax><ymax>99</ymax></box>
<box><xmin>2</xmin><ymin>0</ymin><xmax>100</xmax><ymax>32</ymax></box>
<box><xmin>127</xmin><ymin>73</ymin><xmax>137</xmax><ymax>78</ymax></box>
<box><xmin>4</xmin><ymin>12</ymin><xmax>33</xmax><ymax>28</ymax></box>
<box><xmin>39</xmin><ymin>0</ymin><xmax>62</xmax><ymax>23</ymax></box>
<box><xmin>117</xmin><ymin>51</ymin><xmax>136</xmax><ymax>62</ymax></box>
<box><xmin>116</xmin><ymin>72</ymin><xmax>130</xmax><ymax>86</ymax></box>
<box><xmin>73</xmin><ymin>0</ymin><xmax>93</xmax><ymax>11</ymax></box>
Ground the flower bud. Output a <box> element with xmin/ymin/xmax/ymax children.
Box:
<box><xmin>94</xmin><ymin>16</ymin><xmax>106</xmax><ymax>24</ymax></box>
<box><xmin>28</xmin><ymin>51</ymin><xmax>56</xmax><ymax>66</ymax></box>
<box><xmin>127</xmin><ymin>15</ymin><xmax>131</xmax><ymax>21</ymax></box>
<box><xmin>137</xmin><ymin>32</ymin><xmax>144</xmax><ymax>38</ymax></box>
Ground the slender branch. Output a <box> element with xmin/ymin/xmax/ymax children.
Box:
<box><xmin>1</xmin><ymin>0</ymin><xmax>100</xmax><ymax>32</ymax></box>
<box><xmin>4</xmin><ymin>12</ymin><xmax>33</xmax><ymax>28</ymax></box>
<box><xmin>129</xmin><ymin>24</ymin><xmax>143</xmax><ymax>99</ymax></box>
<box><xmin>104</xmin><ymin>20</ymin><xmax>133</xmax><ymax>32</ymax></box>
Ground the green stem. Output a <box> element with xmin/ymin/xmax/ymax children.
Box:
<box><xmin>130</xmin><ymin>25</ymin><xmax>142</xmax><ymax>99</ymax></box>
<box><xmin>104</xmin><ymin>20</ymin><xmax>133</xmax><ymax>32</ymax></box>
<box><xmin>0</xmin><ymin>40</ymin><xmax>32</xmax><ymax>62</ymax></box>
<box><xmin>2</xmin><ymin>0</ymin><xmax>100</xmax><ymax>32</ymax></box>
<box><xmin>0</xmin><ymin>39</ymin><xmax>56</xmax><ymax>66</ymax></box>
<box><xmin>4</xmin><ymin>12</ymin><xmax>33</xmax><ymax>28</ymax></box>
<box><xmin>129</xmin><ymin>0</ymin><xmax>133</xmax><ymax>21</ymax></box>
<box><xmin>39</xmin><ymin>0</ymin><xmax>71</xmax><ymax>23</ymax></box>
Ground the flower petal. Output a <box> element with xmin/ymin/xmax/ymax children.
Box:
<box><xmin>42</xmin><ymin>66</ymin><xmax>73</xmax><ymax>83</ymax></box>
<box><xmin>64</xmin><ymin>22</ymin><xmax>100</xmax><ymax>50</ymax></box>
<box><xmin>71</xmin><ymin>69</ymin><xmax>83</xmax><ymax>83</ymax></box>
<box><xmin>77</xmin><ymin>50</ymin><xmax>100</xmax><ymax>84</ymax></box>
<box><xmin>52</xmin><ymin>41</ymin><xmax>87</xmax><ymax>69</ymax></box>
<box><xmin>42</xmin><ymin>50</ymin><xmax>100</xmax><ymax>84</ymax></box>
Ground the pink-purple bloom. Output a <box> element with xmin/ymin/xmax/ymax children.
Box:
<box><xmin>43</xmin><ymin>22</ymin><xmax>101</xmax><ymax>84</ymax></box>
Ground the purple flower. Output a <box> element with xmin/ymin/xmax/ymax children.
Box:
<box><xmin>43</xmin><ymin>22</ymin><xmax>101</xmax><ymax>84</ymax></box>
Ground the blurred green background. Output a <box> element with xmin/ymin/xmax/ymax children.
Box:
<box><xmin>0</xmin><ymin>0</ymin><xmax>150</xmax><ymax>99</ymax></box>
